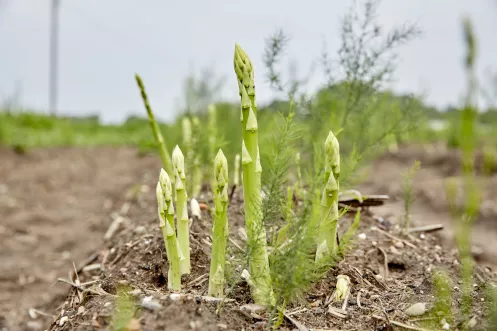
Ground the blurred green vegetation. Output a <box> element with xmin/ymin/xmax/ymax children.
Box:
<box><xmin>2</xmin><ymin>88</ymin><xmax>496</xmax><ymax>161</ymax></box>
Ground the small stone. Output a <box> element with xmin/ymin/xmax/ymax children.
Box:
<box><xmin>77</xmin><ymin>306</ymin><xmax>85</xmax><ymax>314</ymax></box>
<box><xmin>59</xmin><ymin>316</ymin><xmax>69</xmax><ymax>326</ymax></box>
<box><xmin>240</xmin><ymin>304</ymin><xmax>267</xmax><ymax>314</ymax></box>
<box><xmin>310</xmin><ymin>300</ymin><xmax>322</xmax><ymax>307</ymax></box>
<box><xmin>134</xmin><ymin>226</ymin><xmax>146</xmax><ymax>234</ymax></box>
<box><xmin>26</xmin><ymin>321</ymin><xmax>43</xmax><ymax>331</ymax></box>
<box><xmin>169</xmin><ymin>293</ymin><xmax>182</xmax><ymax>301</ymax></box>
<box><xmin>442</xmin><ymin>322</ymin><xmax>450</xmax><ymax>330</ymax></box>
<box><xmin>313</xmin><ymin>308</ymin><xmax>324</xmax><ymax>314</ymax></box>
<box><xmin>434</xmin><ymin>245</ymin><xmax>442</xmax><ymax>250</ymax></box>
<box><xmin>104</xmin><ymin>302</ymin><xmax>112</xmax><ymax>307</ymax></box>
<box><xmin>419</xmin><ymin>234</ymin><xmax>426</xmax><ymax>239</ymax></box>
<box><xmin>141</xmin><ymin>296</ymin><xmax>162</xmax><ymax>311</ymax></box>
<box><xmin>404</xmin><ymin>302</ymin><xmax>426</xmax><ymax>316</ymax></box>
<box><xmin>28</xmin><ymin>308</ymin><xmax>38</xmax><ymax>319</ymax></box>
<box><xmin>372</xmin><ymin>241</ymin><xmax>378</xmax><ymax>246</ymax></box>
<box><xmin>395</xmin><ymin>241</ymin><xmax>404</xmax><ymax>249</ymax></box>
<box><xmin>128</xmin><ymin>289</ymin><xmax>142</xmax><ymax>296</ymax></box>
<box><xmin>358</xmin><ymin>233</ymin><xmax>367</xmax><ymax>240</ymax></box>
<box><xmin>217</xmin><ymin>324</ymin><xmax>228</xmax><ymax>329</ymax></box>
<box><xmin>120</xmin><ymin>268</ymin><xmax>127</xmax><ymax>273</ymax></box>
<box><xmin>453</xmin><ymin>260</ymin><xmax>459</xmax><ymax>266</ymax></box>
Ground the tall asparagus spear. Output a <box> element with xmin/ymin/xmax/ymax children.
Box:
<box><xmin>135</xmin><ymin>74</ymin><xmax>173</xmax><ymax>175</ymax></box>
<box><xmin>172</xmin><ymin>145</ymin><xmax>191</xmax><ymax>275</ymax></box>
<box><xmin>157</xmin><ymin>171</ymin><xmax>181</xmax><ymax>291</ymax></box>
<box><xmin>316</xmin><ymin>131</ymin><xmax>340</xmax><ymax>261</ymax></box>
<box><xmin>208</xmin><ymin>149</ymin><xmax>229</xmax><ymax>297</ymax></box>
<box><xmin>233</xmin><ymin>43</ymin><xmax>274</xmax><ymax>305</ymax></box>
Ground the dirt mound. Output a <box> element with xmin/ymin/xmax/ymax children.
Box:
<box><xmin>44</xmin><ymin>184</ymin><xmax>495</xmax><ymax>331</ymax></box>
<box><xmin>1</xmin><ymin>144</ymin><xmax>496</xmax><ymax>330</ymax></box>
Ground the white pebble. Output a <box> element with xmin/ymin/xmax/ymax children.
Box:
<box><xmin>141</xmin><ymin>296</ymin><xmax>162</xmax><ymax>311</ymax></box>
<box><xmin>404</xmin><ymin>302</ymin><xmax>426</xmax><ymax>316</ymax></box>
<box><xmin>169</xmin><ymin>293</ymin><xmax>182</xmax><ymax>301</ymax></box>
<box><xmin>134</xmin><ymin>226</ymin><xmax>146</xmax><ymax>234</ymax></box>
<box><xmin>59</xmin><ymin>316</ymin><xmax>68</xmax><ymax>326</ymax></box>
<box><xmin>442</xmin><ymin>322</ymin><xmax>450</xmax><ymax>330</ymax></box>
<box><xmin>358</xmin><ymin>233</ymin><xmax>367</xmax><ymax>240</ymax></box>
<box><xmin>419</xmin><ymin>234</ymin><xmax>426</xmax><ymax>239</ymax></box>
<box><xmin>190</xmin><ymin>198</ymin><xmax>202</xmax><ymax>219</ymax></box>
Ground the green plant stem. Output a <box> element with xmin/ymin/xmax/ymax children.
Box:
<box><xmin>161</xmin><ymin>219</ymin><xmax>181</xmax><ymax>291</ymax></box>
<box><xmin>135</xmin><ymin>74</ymin><xmax>172</xmax><ymax>175</ymax></box>
<box><xmin>234</xmin><ymin>153</ymin><xmax>240</xmax><ymax>186</ymax></box>
<box><xmin>234</xmin><ymin>44</ymin><xmax>274</xmax><ymax>305</ymax></box>
<box><xmin>173</xmin><ymin>146</ymin><xmax>191</xmax><ymax>275</ymax></box>
<box><xmin>317</xmin><ymin>131</ymin><xmax>340</xmax><ymax>258</ymax></box>
<box><xmin>157</xmin><ymin>174</ymin><xmax>181</xmax><ymax>291</ymax></box>
<box><xmin>208</xmin><ymin>150</ymin><xmax>229</xmax><ymax>297</ymax></box>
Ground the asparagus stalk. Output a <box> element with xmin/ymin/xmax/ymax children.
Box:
<box><xmin>172</xmin><ymin>145</ymin><xmax>191</xmax><ymax>275</ymax></box>
<box><xmin>208</xmin><ymin>149</ymin><xmax>229</xmax><ymax>297</ymax></box>
<box><xmin>157</xmin><ymin>172</ymin><xmax>181</xmax><ymax>291</ymax></box>
<box><xmin>182</xmin><ymin>117</ymin><xmax>194</xmax><ymax>194</ymax></box>
<box><xmin>234</xmin><ymin>153</ymin><xmax>241</xmax><ymax>186</ymax></box>
<box><xmin>234</xmin><ymin>43</ymin><xmax>274</xmax><ymax>305</ymax></box>
<box><xmin>316</xmin><ymin>131</ymin><xmax>340</xmax><ymax>259</ymax></box>
<box><xmin>135</xmin><ymin>74</ymin><xmax>173</xmax><ymax>175</ymax></box>
<box><xmin>191</xmin><ymin>116</ymin><xmax>202</xmax><ymax>197</ymax></box>
<box><xmin>207</xmin><ymin>104</ymin><xmax>218</xmax><ymax>165</ymax></box>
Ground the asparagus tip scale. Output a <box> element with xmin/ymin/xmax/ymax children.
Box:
<box><xmin>255</xmin><ymin>146</ymin><xmax>262</xmax><ymax>173</ymax></box>
<box><xmin>164</xmin><ymin>220</ymin><xmax>175</xmax><ymax>237</ymax></box>
<box><xmin>241</xmin><ymin>141</ymin><xmax>252</xmax><ymax>164</ymax></box>
<box><xmin>245</xmin><ymin>107</ymin><xmax>258</xmax><ymax>131</ymax></box>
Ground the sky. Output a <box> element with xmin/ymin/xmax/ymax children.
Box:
<box><xmin>0</xmin><ymin>0</ymin><xmax>496</xmax><ymax>124</ymax></box>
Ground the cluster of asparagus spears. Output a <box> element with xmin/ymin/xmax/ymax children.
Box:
<box><xmin>138</xmin><ymin>44</ymin><xmax>341</xmax><ymax>304</ymax></box>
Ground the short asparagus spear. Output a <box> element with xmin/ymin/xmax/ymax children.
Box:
<box><xmin>157</xmin><ymin>172</ymin><xmax>181</xmax><ymax>291</ymax></box>
<box><xmin>208</xmin><ymin>149</ymin><xmax>229</xmax><ymax>297</ymax></box>
<box><xmin>316</xmin><ymin>131</ymin><xmax>340</xmax><ymax>260</ymax></box>
<box><xmin>172</xmin><ymin>145</ymin><xmax>191</xmax><ymax>275</ymax></box>
<box><xmin>234</xmin><ymin>43</ymin><xmax>274</xmax><ymax>305</ymax></box>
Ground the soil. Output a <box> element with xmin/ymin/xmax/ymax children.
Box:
<box><xmin>0</xmin><ymin>143</ymin><xmax>496</xmax><ymax>331</ymax></box>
